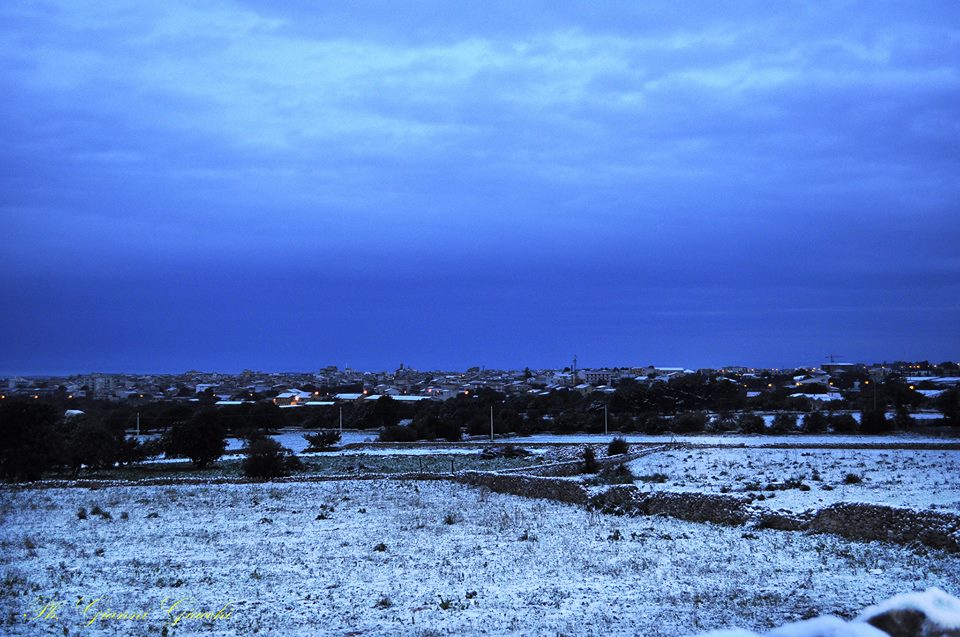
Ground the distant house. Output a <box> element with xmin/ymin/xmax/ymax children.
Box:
<box><xmin>273</xmin><ymin>389</ymin><xmax>313</xmax><ymax>406</ymax></box>
<box><xmin>573</xmin><ymin>383</ymin><xmax>594</xmax><ymax>396</ymax></box>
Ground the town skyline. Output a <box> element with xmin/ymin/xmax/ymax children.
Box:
<box><xmin>4</xmin><ymin>356</ymin><xmax>955</xmax><ymax>380</ymax></box>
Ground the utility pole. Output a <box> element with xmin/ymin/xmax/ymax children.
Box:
<box><xmin>339</xmin><ymin>405</ymin><xmax>343</xmax><ymax>433</ymax></box>
<box><xmin>490</xmin><ymin>405</ymin><xmax>494</xmax><ymax>442</ymax></box>
<box><xmin>604</xmin><ymin>403</ymin><xmax>608</xmax><ymax>436</ymax></box>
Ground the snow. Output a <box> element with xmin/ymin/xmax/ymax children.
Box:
<box><xmin>626</xmin><ymin>448</ymin><xmax>960</xmax><ymax>512</ymax></box>
<box><xmin>857</xmin><ymin>587</ymin><xmax>960</xmax><ymax>628</ymax></box>
<box><xmin>2</xmin><ymin>480</ymin><xmax>959</xmax><ymax>636</ymax></box>
<box><xmin>498</xmin><ymin>432</ymin><xmax>959</xmax><ymax>446</ymax></box>
<box><xmin>224</xmin><ymin>430</ymin><xmax>378</xmax><ymax>453</ymax></box>
<box><xmin>766</xmin><ymin>616</ymin><xmax>887</xmax><ymax>637</ymax></box>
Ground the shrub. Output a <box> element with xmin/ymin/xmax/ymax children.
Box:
<box><xmin>830</xmin><ymin>413</ymin><xmax>859</xmax><ymax>433</ymax></box>
<box><xmin>607</xmin><ymin>436</ymin><xmax>630</xmax><ymax>456</ymax></box>
<box><xmin>860</xmin><ymin>409</ymin><xmax>892</xmax><ymax>435</ymax></box>
<box><xmin>738</xmin><ymin>413</ymin><xmax>766</xmax><ymax>434</ymax></box>
<box><xmin>802</xmin><ymin>411</ymin><xmax>828</xmax><ymax>434</ymax></box>
<box><xmin>581</xmin><ymin>446</ymin><xmax>598</xmax><ymax>473</ymax></box>
<box><xmin>769</xmin><ymin>413</ymin><xmax>797</xmax><ymax>434</ymax></box>
<box><xmin>242</xmin><ymin>439</ymin><xmax>298</xmax><ymax>479</ymax></box>
<box><xmin>379</xmin><ymin>425</ymin><xmax>419</xmax><ymax>443</ymax></box>
<box><xmin>591</xmin><ymin>462</ymin><xmax>635</xmax><ymax>485</ymax></box>
<box><xmin>303</xmin><ymin>430</ymin><xmax>341</xmax><ymax>452</ymax></box>
<box><xmin>671</xmin><ymin>411</ymin><xmax>708</xmax><ymax>433</ymax></box>
<box><xmin>844</xmin><ymin>473</ymin><xmax>863</xmax><ymax>485</ymax></box>
<box><xmin>638</xmin><ymin>472</ymin><xmax>669</xmax><ymax>483</ymax></box>
<box><xmin>637</xmin><ymin>412</ymin><xmax>667</xmax><ymax>435</ymax></box>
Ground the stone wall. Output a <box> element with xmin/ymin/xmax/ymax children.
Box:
<box><xmin>809</xmin><ymin>501</ymin><xmax>960</xmax><ymax>552</ymax></box>
<box><xmin>589</xmin><ymin>486</ymin><xmax>755</xmax><ymax>526</ymax></box>
<box><xmin>495</xmin><ymin>444</ymin><xmax>672</xmax><ymax>478</ymax></box>
<box><xmin>454</xmin><ymin>471</ymin><xmax>589</xmax><ymax>504</ymax></box>
<box><xmin>588</xmin><ymin>486</ymin><xmax>960</xmax><ymax>552</ymax></box>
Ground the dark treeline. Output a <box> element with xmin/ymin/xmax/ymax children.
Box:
<box><xmin>1</xmin><ymin>370</ymin><xmax>957</xmax><ymax>481</ymax></box>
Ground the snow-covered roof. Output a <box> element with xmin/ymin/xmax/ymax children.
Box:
<box><xmin>905</xmin><ymin>376</ymin><xmax>960</xmax><ymax>386</ymax></box>
<box><xmin>790</xmin><ymin>392</ymin><xmax>843</xmax><ymax>401</ymax></box>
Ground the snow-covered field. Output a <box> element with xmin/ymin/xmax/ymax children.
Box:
<box><xmin>224</xmin><ymin>430</ymin><xmax>380</xmax><ymax>453</ymax></box>
<box><xmin>626</xmin><ymin>448</ymin><xmax>960</xmax><ymax>512</ymax></box>
<box><xmin>2</xmin><ymin>480</ymin><xmax>959</xmax><ymax>637</ymax></box>
<box><xmin>498</xmin><ymin>432</ymin><xmax>959</xmax><ymax>446</ymax></box>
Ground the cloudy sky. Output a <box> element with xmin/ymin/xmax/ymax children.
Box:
<box><xmin>2</xmin><ymin>1</ymin><xmax>958</xmax><ymax>374</ymax></box>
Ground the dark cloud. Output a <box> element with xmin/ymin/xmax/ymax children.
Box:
<box><xmin>1</xmin><ymin>1</ymin><xmax>958</xmax><ymax>373</ymax></box>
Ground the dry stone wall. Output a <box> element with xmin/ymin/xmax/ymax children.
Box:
<box><xmin>454</xmin><ymin>471</ymin><xmax>588</xmax><ymax>504</ymax></box>
<box><xmin>809</xmin><ymin>501</ymin><xmax>960</xmax><ymax>553</ymax></box>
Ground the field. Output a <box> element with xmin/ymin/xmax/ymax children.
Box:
<box><xmin>625</xmin><ymin>448</ymin><xmax>960</xmax><ymax>513</ymax></box>
<box><xmin>2</xmin><ymin>476</ymin><xmax>960</xmax><ymax>637</ymax></box>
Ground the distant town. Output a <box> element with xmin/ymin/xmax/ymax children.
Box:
<box><xmin>3</xmin><ymin>359</ymin><xmax>958</xmax><ymax>408</ymax></box>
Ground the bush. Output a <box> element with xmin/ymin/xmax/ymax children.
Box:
<box><xmin>303</xmin><ymin>430</ymin><xmax>341</xmax><ymax>452</ymax></box>
<box><xmin>830</xmin><ymin>413</ymin><xmax>859</xmax><ymax>433</ymax></box>
<box><xmin>860</xmin><ymin>409</ymin><xmax>892</xmax><ymax>435</ymax></box>
<box><xmin>637</xmin><ymin>412</ymin><xmax>667</xmax><ymax>435</ymax></box>
<box><xmin>769</xmin><ymin>413</ymin><xmax>797</xmax><ymax>434</ymax></box>
<box><xmin>379</xmin><ymin>425</ymin><xmax>418</xmax><ymax>443</ymax></box>
<box><xmin>802</xmin><ymin>411</ymin><xmax>828</xmax><ymax>434</ymax></box>
<box><xmin>671</xmin><ymin>411</ymin><xmax>708</xmax><ymax>433</ymax></box>
<box><xmin>638</xmin><ymin>472</ymin><xmax>669</xmax><ymax>483</ymax></box>
<box><xmin>581</xmin><ymin>446</ymin><xmax>598</xmax><ymax>473</ymax></box>
<box><xmin>737</xmin><ymin>413</ymin><xmax>765</xmax><ymax>434</ymax></box>
<box><xmin>592</xmin><ymin>462</ymin><xmax>635</xmax><ymax>485</ymax></box>
<box><xmin>607</xmin><ymin>436</ymin><xmax>630</xmax><ymax>456</ymax></box>
<box><xmin>242</xmin><ymin>439</ymin><xmax>298</xmax><ymax>479</ymax></box>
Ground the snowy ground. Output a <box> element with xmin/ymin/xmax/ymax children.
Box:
<box><xmin>626</xmin><ymin>448</ymin><xmax>960</xmax><ymax>512</ymax></box>
<box><xmin>224</xmin><ymin>430</ymin><xmax>380</xmax><ymax>453</ymax></box>
<box><xmin>498</xmin><ymin>432</ymin><xmax>959</xmax><ymax>446</ymax></box>
<box><xmin>2</xmin><ymin>480</ymin><xmax>958</xmax><ymax>637</ymax></box>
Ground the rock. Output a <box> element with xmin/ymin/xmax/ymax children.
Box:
<box><xmin>859</xmin><ymin>588</ymin><xmax>960</xmax><ymax>637</ymax></box>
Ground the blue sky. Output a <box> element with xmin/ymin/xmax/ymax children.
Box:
<box><xmin>2</xmin><ymin>1</ymin><xmax>958</xmax><ymax>374</ymax></box>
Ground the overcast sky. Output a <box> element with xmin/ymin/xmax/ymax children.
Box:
<box><xmin>2</xmin><ymin>1</ymin><xmax>958</xmax><ymax>375</ymax></box>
